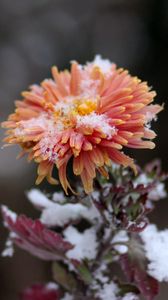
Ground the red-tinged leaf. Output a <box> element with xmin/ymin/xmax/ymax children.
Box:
<box><xmin>120</xmin><ymin>254</ymin><xmax>159</xmax><ymax>300</ymax></box>
<box><xmin>2</xmin><ymin>206</ymin><xmax>73</xmax><ymax>261</ymax></box>
<box><xmin>134</xmin><ymin>268</ymin><xmax>159</xmax><ymax>300</ymax></box>
<box><xmin>134</xmin><ymin>183</ymin><xmax>156</xmax><ymax>196</ymax></box>
<box><xmin>120</xmin><ymin>254</ymin><xmax>135</xmax><ymax>282</ymax></box>
<box><xmin>127</xmin><ymin>217</ymin><xmax>148</xmax><ymax>233</ymax></box>
<box><xmin>20</xmin><ymin>283</ymin><xmax>60</xmax><ymax>300</ymax></box>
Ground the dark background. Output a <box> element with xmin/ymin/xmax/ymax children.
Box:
<box><xmin>0</xmin><ymin>0</ymin><xmax>168</xmax><ymax>299</ymax></box>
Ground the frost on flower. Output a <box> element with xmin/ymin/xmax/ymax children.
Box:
<box><xmin>140</xmin><ymin>224</ymin><xmax>168</xmax><ymax>282</ymax></box>
<box><xmin>90</xmin><ymin>55</ymin><xmax>113</xmax><ymax>74</ymax></box>
<box><xmin>2</xmin><ymin>55</ymin><xmax>163</xmax><ymax>194</ymax></box>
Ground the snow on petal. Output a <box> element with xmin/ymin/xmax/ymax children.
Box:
<box><xmin>89</xmin><ymin>55</ymin><xmax>113</xmax><ymax>74</ymax></box>
<box><xmin>76</xmin><ymin>112</ymin><xmax>116</xmax><ymax>139</ymax></box>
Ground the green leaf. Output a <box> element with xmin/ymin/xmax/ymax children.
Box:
<box><xmin>52</xmin><ymin>262</ymin><xmax>77</xmax><ymax>291</ymax></box>
<box><xmin>118</xmin><ymin>283</ymin><xmax>139</xmax><ymax>296</ymax></box>
<box><xmin>77</xmin><ymin>263</ymin><xmax>93</xmax><ymax>285</ymax></box>
<box><xmin>103</xmin><ymin>252</ymin><xmax>114</xmax><ymax>263</ymax></box>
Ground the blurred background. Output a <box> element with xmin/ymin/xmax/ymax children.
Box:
<box><xmin>0</xmin><ymin>0</ymin><xmax>168</xmax><ymax>299</ymax></box>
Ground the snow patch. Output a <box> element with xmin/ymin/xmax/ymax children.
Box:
<box><xmin>52</xmin><ymin>191</ymin><xmax>66</xmax><ymax>203</ymax></box>
<box><xmin>95</xmin><ymin>279</ymin><xmax>138</xmax><ymax>300</ymax></box>
<box><xmin>64</xmin><ymin>226</ymin><xmax>98</xmax><ymax>260</ymax></box>
<box><xmin>93</xmin><ymin>263</ymin><xmax>109</xmax><ymax>286</ymax></box>
<box><xmin>2</xmin><ymin>238</ymin><xmax>14</xmax><ymax>257</ymax></box>
<box><xmin>91</xmin><ymin>190</ymin><xmax>100</xmax><ymax>201</ymax></box>
<box><xmin>148</xmin><ymin>182</ymin><xmax>166</xmax><ymax>200</ymax></box>
<box><xmin>46</xmin><ymin>282</ymin><xmax>58</xmax><ymax>290</ymax></box>
<box><xmin>27</xmin><ymin>189</ymin><xmax>101</xmax><ymax>227</ymax></box>
<box><xmin>2</xmin><ymin>205</ymin><xmax>17</xmax><ymax>222</ymax></box>
<box><xmin>61</xmin><ymin>293</ymin><xmax>73</xmax><ymax>300</ymax></box>
<box><xmin>140</xmin><ymin>224</ymin><xmax>168</xmax><ymax>281</ymax></box>
<box><xmin>122</xmin><ymin>293</ymin><xmax>139</xmax><ymax>300</ymax></box>
<box><xmin>1</xmin><ymin>232</ymin><xmax>17</xmax><ymax>257</ymax></box>
<box><xmin>41</xmin><ymin>203</ymin><xmax>89</xmax><ymax>227</ymax></box>
<box><xmin>112</xmin><ymin>230</ymin><xmax>129</xmax><ymax>254</ymax></box>
<box><xmin>27</xmin><ymin>189</ymin><xmax>52</xmax><ymax>209</ymax></box>
<box><xmin>96</xmin><ymin>281</ymin><xmax>119</xmax><ymax>300</ymax></box>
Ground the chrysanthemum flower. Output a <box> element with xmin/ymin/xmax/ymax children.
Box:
<box><xmin>2</xmin><ymin>55</ymin><xmax>163</xmax><ymax>194</ymax></box>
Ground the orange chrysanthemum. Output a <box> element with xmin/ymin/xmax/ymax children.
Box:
<box><xmin>2</xmin><ymin>56</ymin><xmax>163</xmax><ymax>194</ymax></box>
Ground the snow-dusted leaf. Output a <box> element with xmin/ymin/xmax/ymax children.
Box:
<box><xmin>20</xmin><ymin>283</ymin><xmax>60</xmax><ymax>300</ymax></box>
<box><xmin>127</xmin><ymin>217</ymin><xmax>148</xmax><ymax>233</ymax></box>
<box><xmin>2</xmin><ymin>206</ymin><xmax>73</xmax><ymax>261</ymax></box>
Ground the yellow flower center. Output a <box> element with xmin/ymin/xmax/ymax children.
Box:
<box><xmin>54</xmin><ymin>97</ymin><xmax>99</xmax><ymax>120</ymax></box>
<box><xmin>74</xmin><ymin>98</ymin><xmax>98</xmax><ymax>116</ymax></box>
